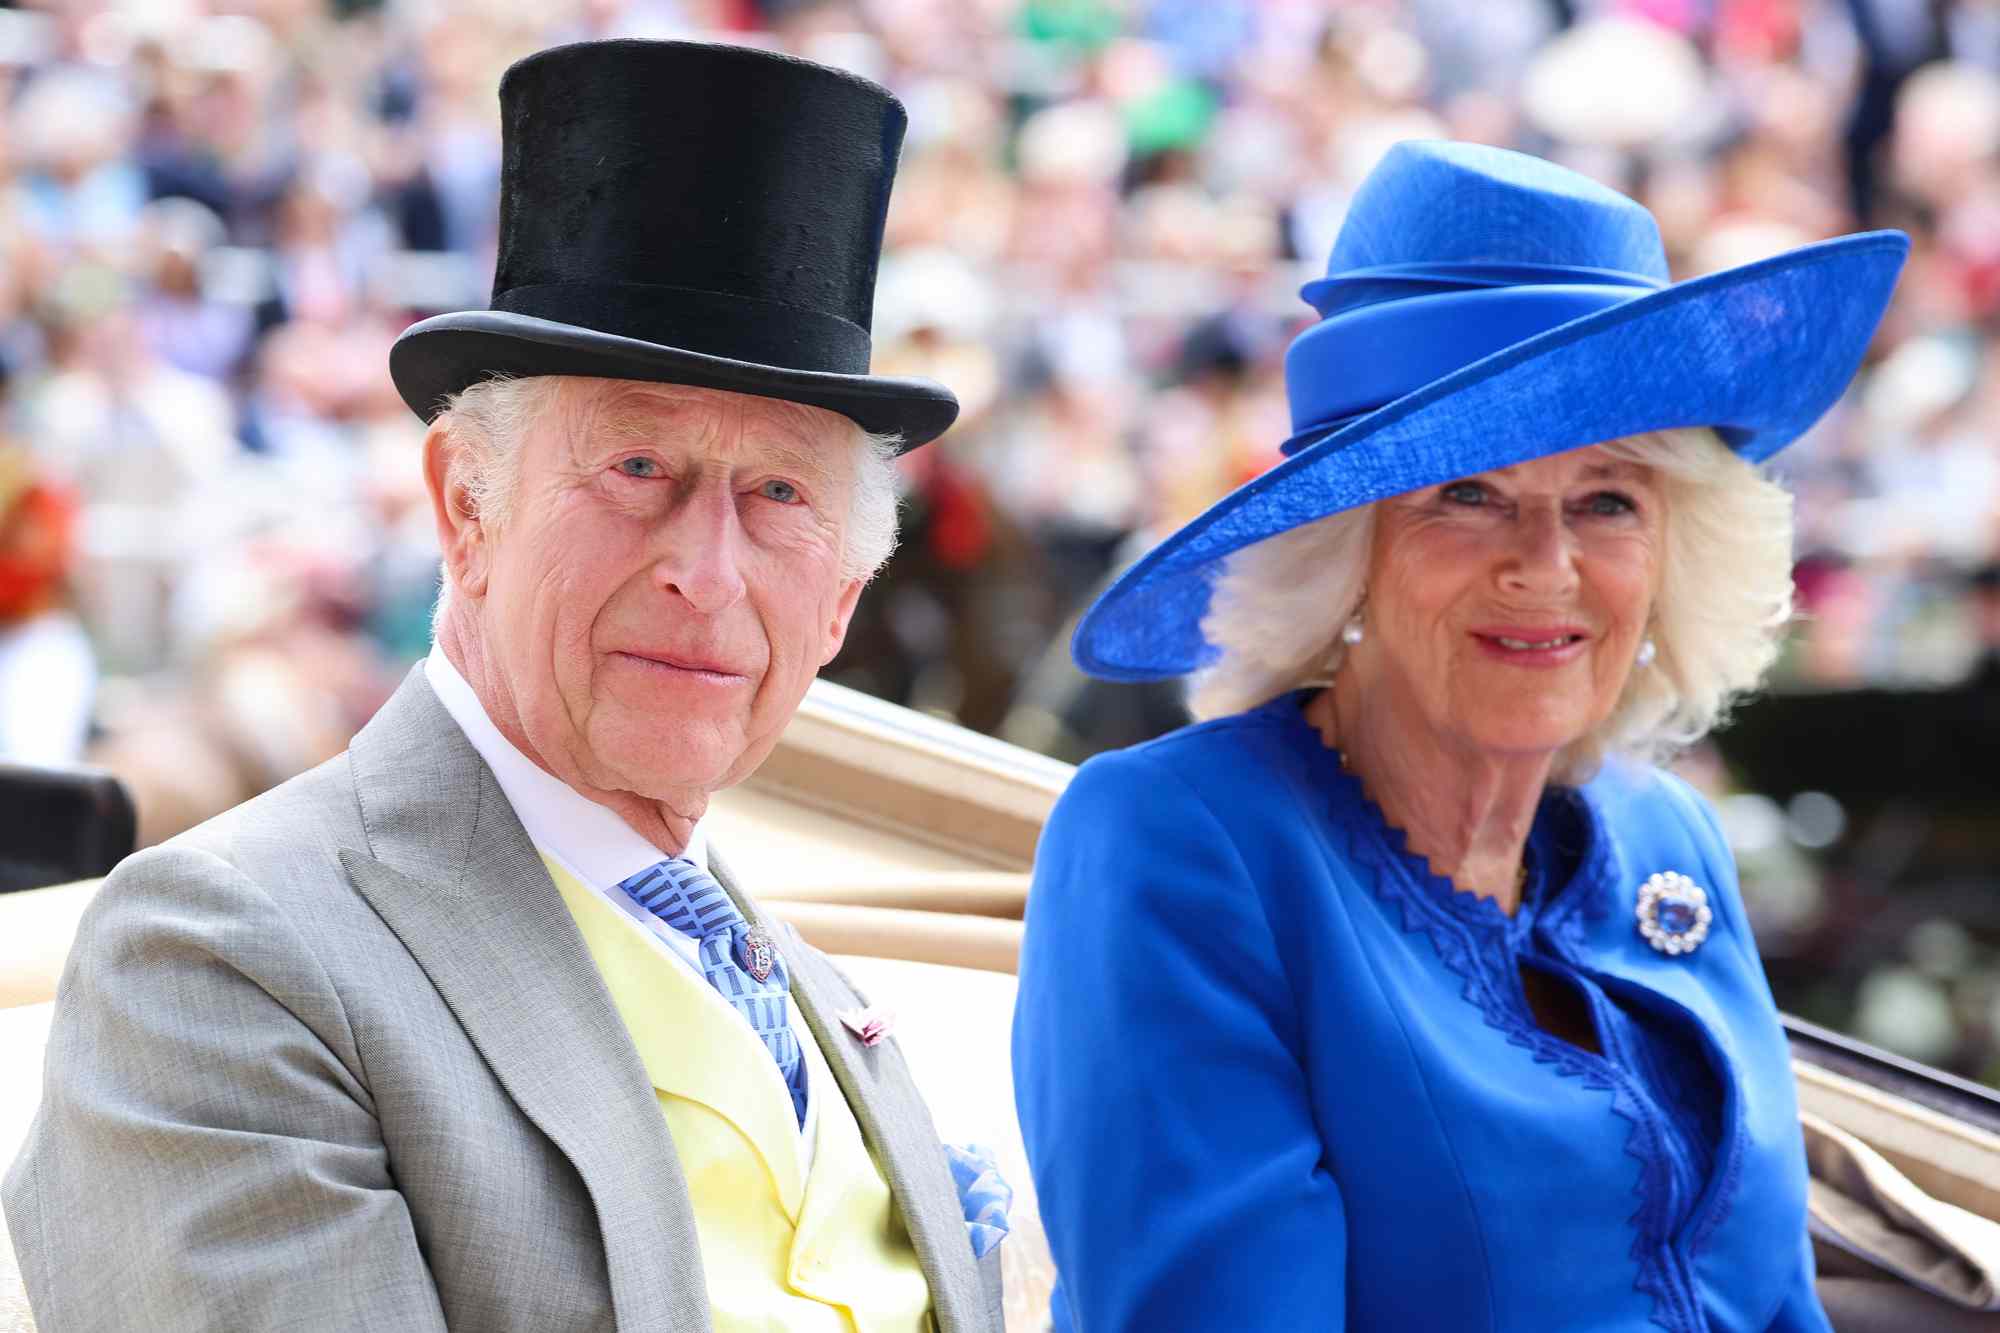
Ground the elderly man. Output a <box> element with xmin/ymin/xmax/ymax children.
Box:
<box><xmin>4</xmin><ymin>41</ymin><xmax>1003</xmax><ymax>1332</ymax></box>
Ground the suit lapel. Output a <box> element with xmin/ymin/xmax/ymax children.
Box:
<box><xmin>710</xmin><ymin>848</ymin><xmax>992</xmax><ymax>1333</ymax></box>
<box><xmin>339</xmin><ymin>670</ymin><xmax>713</xmax><ymax>1332</ymax></box>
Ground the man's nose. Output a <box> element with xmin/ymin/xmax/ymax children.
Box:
<box><xmin>652</xmin><ymin>484</ymin><xmax>748</xmax><ymax>613</ymax></box>
<box><xmin>1499</xmin><ymin>503</ymin><xmax>1580</xmax><ymax>599</ymax></box>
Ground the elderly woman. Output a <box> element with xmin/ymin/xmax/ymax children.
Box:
<box><xmin>1012</xmin><ymin>142</ymin><xmax>1907</xmax><ymax>1333</ymax></box>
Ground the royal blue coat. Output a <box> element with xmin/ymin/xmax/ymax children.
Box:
<box><xmin>1013</xmin><ymin>693</ymin><xmax>1828</xmax><ymax>1333</ymax></box>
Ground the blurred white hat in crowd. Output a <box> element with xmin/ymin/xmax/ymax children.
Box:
<box><xmin>1352</xmin><ymin>24</ymin><xmax>1429</xmax><ymax>104</ymax></box>
<box><xmin>1522</xmin><ymin>16</ymin><xmax>1708</xmax><ymax>148</ymax></box>
<box><xmin>900</xmin><ymin>76</ymin><xmax>1006</xmax><ymax>155</ymax></box>
<box><xmin>1862</xmin><ymin>334</ymin><xmax>1979</xmax><ymax>433</ymax></box>
<box><xmin>1334</xmin><ymin>108</ymin><xmax>1450</xmax><ymax>187</ymax></box>
<box><xmin>1017</xmin><ymin>99</ymin><xmax>1128</xmax><ymax>185</ymax></box>
<box><xmin>1893</xmin><ymin>60</ymin><xmax>2000</xmax><ymax>203</ymax></box>
<box><xmin>798</xmin><ymin>30</ymin><xmax>890</xmax><ymax>88</ymax></box>
<box><xmin>1688</xmin><ymin>216</ymin><xmax>1816</xmax><ymax>276</ymax></box>
<box><xmin>1200</xmin><ymin>102</ymin><xmax>1305</xmax><ymax>199</ymax></box>
<box><xmin>138</xmin><ymin>197</ymin><xmax>227</xmax><ymax>259</ymax></box>
<box><xmin>0</xmin><ymin>7</ymin><xmax>53</xmax><ymax>67</ymax></box>
<box><xmin>873</xmin><ymin>247</ymin><xmax>998</xmax><ymax>344</ymax></box>
<box><xmin>170</xmin><ymin>14</ymin><xmax>277</xmax><ymax>76</ymax></box>
<box><xmin>12</xmin><ymin>66</ymin><xmax>135</xmax><ymax>172</ymax></box>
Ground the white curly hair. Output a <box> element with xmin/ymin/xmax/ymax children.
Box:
<box><xmin>1188</xmin><ymin>428</ymin><xmax>1796</xmax><ymax>783</ymax></box>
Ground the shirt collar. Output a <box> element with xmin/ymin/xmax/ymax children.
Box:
<box><xmin>424</xmin><ymin>643</ymin><xmax>706</xmax><ymax>886</ymax></box>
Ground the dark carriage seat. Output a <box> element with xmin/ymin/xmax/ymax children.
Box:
<box><xmin>0</xmin><ymin>764</ymin><xmax>134</xmax><ymax>897</ymax></box>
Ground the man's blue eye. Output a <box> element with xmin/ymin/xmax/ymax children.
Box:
<box><xmin>759</xmin><ymin>479</ymin><xmax>800</xmax><ymax>504</ymax></box>
<box><xmin>617</xmin><ymin>457</ymin><xmax>661</xmax><ymax>478</ymax></box>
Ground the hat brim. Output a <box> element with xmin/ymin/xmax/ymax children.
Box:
<box><xmin>1074</xmin><ymin>230</ymin><xmax>1909</xmax><ymax>680</ymax></box>
<box><xmin>390</xmin><ymin>311</ymin><xmax>960</xmax><ymax>451</ymax></box>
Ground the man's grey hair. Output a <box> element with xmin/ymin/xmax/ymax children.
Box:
<box><xmin>431</xmin><ymin>376</ymin><xmax>902</xmax><ymax>629</ymax></box>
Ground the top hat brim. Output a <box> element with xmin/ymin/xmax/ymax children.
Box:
<box><xmin>390</xmin><ymin>311</ymin><xmax>960</xmax><ymax>452</ymax></box>
<box><xmin>1072</xmin><ymin>230</ymin><xmax>1909</xmax><ymax>681</ymax></box>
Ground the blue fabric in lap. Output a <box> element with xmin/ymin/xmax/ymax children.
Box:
<box><xmin>1070</xmin><ymin>140</ymin><xmax>1907</xmax><ymax>681</ymax></box>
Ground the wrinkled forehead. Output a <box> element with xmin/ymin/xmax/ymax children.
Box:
<box><xmin>554</xmin><ymin>378</ymin><xmax>856</xmax><ymax>478</ymax></box>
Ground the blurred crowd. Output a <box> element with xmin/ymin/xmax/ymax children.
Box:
<box><xmin>0</xmin><ymin>0</ymin><xmax>1997</xmax><ymax>1080</ymax></box>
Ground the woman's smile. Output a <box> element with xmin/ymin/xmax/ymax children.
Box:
<box><xmin>1469</xmin><ymin>623</ymin><xmax>1593</xmax><ymax>667</ymax></box>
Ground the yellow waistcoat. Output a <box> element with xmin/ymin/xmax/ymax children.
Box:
<box><xmin>542</xmin><ymin>854</ymin><xmax>934</xmax><ymax>1332</ymax></box>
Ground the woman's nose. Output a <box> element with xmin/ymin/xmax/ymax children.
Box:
<box><xmin>1499</xmin><ymin>504</ymin><xmax>1580</xmax><ymax>598</ymax></box>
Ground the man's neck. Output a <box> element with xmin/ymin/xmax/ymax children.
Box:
<box><xmin>437</xmin><ymin>618</ymin><xmax>706</xmax><ymax>857</ymax></box>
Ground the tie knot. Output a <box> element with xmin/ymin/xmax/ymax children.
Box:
<box><xmin>615</xmin><ymin>852</ymin><xmax>805</xmax><ymax>1124</ymax></box>
<box><xmin>617</xmin><ymin>857</ymin><xmax>744</xmax><ymax>939</ymax></box>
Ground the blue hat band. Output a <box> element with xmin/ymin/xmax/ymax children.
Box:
<box><xmin>1282</xmin><ymin>282</ymin><xmax>1651</xmax><ymax>451</ymax></box>
<box><xmin>1300</xmin><ymin>259</ymin><xmax>1665</xmax><ymax>318</ymax></box>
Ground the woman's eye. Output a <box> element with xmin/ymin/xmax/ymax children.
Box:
<box><xmin>1441</xmin><ymin>481</ymin><xmax>1486</xmax><ymax>506</ymax></box>
<box><xmin>616</xmin><ymin>457</ymin><xmax>662</xmax><ymax>479</ymax></box>
<box><xmin>1583</xmin><ymin>490</ymin><xmax>1637</xmax><ymax>517</ymax></box>
<box><xmin>758</xmin><ymin>478</ymin><xmax>801</xmax><ymax>505</ymax></box>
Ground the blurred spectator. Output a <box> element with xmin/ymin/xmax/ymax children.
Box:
<box><xmin>0</xmin><ymin>441</ymin><xmax>94</xmax><ymax>764</ymax></box>
<box><xmin>10</xmin><ymin>67</ymin><xmax>146</xmax><ymax>256</ymax></box>
<box><xmin>131</xmin><ymin>197</ymin><xmax>255</xmax><ymax>380</ymax></box>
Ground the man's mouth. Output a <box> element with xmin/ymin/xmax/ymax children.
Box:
<box><xmin>617</xmin><ymin>650</ymin><xmax>747</xmax><ymax>678</ymax></box>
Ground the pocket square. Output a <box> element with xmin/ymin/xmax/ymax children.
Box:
<box><xmin>837</xmin><ymin>1004</ymin><xmax>896</xmax><ymax>1047</ymax></box>
<box><xmin>944</xmin><ymin>1142</ymin><xmax>1012</xmax><ymax>1259</ymax></box>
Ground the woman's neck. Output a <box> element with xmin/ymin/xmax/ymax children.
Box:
<box><xmin>1305</xmin><ymin>684</ymin><xmax>1553</xmax><ymax>914</ymax></box>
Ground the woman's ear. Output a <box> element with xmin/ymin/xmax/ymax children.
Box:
<box><xmin>423</xmin><ymin>421</ymin><xmax>491</xmax><ymax>601</ymax></box>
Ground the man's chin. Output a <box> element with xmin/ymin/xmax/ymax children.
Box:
<box><xmin>591</xmin><ymin>729</ymin><xmax>754</xmax><ymax>802</ymax></box>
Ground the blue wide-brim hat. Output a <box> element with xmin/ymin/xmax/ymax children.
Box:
<box><xmin>1072</xmin><ymin>140</ymin><xmax>1908</xmax><ymax>680</ymax></box>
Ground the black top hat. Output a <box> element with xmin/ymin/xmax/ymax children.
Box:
<box><xmin>388</xmin><ymin>40</ymin><xmax>958</xmax><ymax>451</ymax></box>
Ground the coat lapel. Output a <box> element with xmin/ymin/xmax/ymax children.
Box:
<box><xmin>711</xmin><ymin>848</ymin><xmax>993</xmax><ymax>1333</ymax></box>
<box><xmin>338</xmin><ymin>670</ymin><xmax>713</xmax><ymax>1332</ymax></box>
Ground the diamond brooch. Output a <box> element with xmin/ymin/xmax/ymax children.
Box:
<box><xmin>1636</xmin><ymin>871</ymin><xmax>1712</xmax><ymax>956</ymax></box>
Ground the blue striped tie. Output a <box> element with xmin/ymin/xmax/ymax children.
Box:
<box><xmin>616</xmin><ymin>858</ymin><xmax>807</xmax><ymax>1127</ymax></box>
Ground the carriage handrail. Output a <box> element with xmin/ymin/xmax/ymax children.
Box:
<box><xmin>1783</xmin><ymin>1014</ymin><xmax>2000</xmax><ymax>1140</ymax></box>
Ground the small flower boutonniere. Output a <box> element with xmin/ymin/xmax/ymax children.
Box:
<box><xmin>837</xmin><ymin>1005</ymin><xmax>896</xmax><ymax>1047</ymax></box>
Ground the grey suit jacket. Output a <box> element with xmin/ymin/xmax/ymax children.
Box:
<box><xmin>4</xmin><ymin>670</ymin><xmax>1000</xmax><ymax>1331</ymax></box>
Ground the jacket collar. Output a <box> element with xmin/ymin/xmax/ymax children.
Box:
<box><xmin>338</xmin><ymin>667</ymin><xmax>713</xmax><ymax>1331</ymax></box>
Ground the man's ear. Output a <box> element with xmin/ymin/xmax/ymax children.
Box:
<box><xmin>820</xmin><ymin>576</ymin><xmax>866</xmax><ymax>666</ymax></box>
<box><xmin>423</xmin><ymin>421</ymin><xmax>490</xmax><ymax>600</ymax></box>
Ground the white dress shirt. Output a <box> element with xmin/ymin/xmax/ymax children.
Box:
<box><xmin>426</xmin><ymin>644</ymin><xmax>820</xmax><ymax>1163</ymax></box>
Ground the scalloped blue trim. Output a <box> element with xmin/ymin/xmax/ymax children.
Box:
<box><xmin>1539</xmin><ymin>795</ymin><xmax>1749</xmax><ymax>1267</ymax></box>
<box><xmin>1322</xmin><ymin>760</ymin><xmax>1706</xmax><ymax>1333</ymax></box>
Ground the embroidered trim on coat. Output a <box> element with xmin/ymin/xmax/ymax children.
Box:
<box><xmin>1324</xmin><ymin>766</ymin><xmax>1710</xmax><ymax>1333</ymax></box>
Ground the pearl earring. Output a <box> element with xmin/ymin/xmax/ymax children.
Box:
<box><xmin>1635</xmin><ymin>637</ymin><xmax>1657</xmax><ymax>668</ymax></box>
<box><xmin>1341</xmin><ymin>613</ymin><xmax>1365</xmax><ymax>647</ymax></box>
